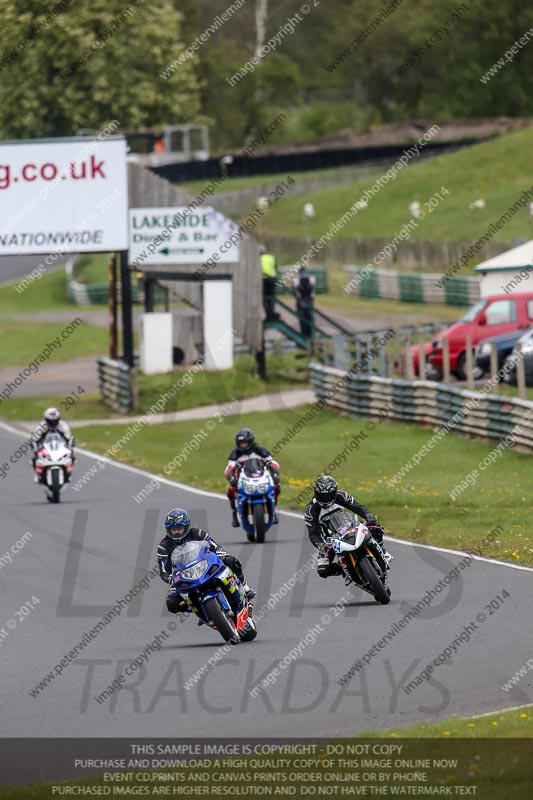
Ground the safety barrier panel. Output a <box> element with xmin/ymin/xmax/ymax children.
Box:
<box><xmin>65</xmin><ymin>260</ymin><xmax>166</xmax><ymax>306</ymax></box>
<box><xmin>344</xmin><ymin>266</ymin><xmax>480</xmax><ymax>306</ymax></box>
<box><xmin>309</xmin><ymin>362</ymin><xmax>533</xmax><ymax>452</ymax></box>
<box><xmin>96</xmin><ymin>357</ymin><xmax>137</xmax><ymax>414</ymax></box>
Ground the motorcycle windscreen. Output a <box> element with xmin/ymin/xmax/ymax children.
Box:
<box><xmin>44</xmin><ymin>433</ymin><xmax>63</xmax><ymax>449</ymax></box>
<box><xmin>170</xmin><ymin>540</ymin><xmax>209</xmax><ymax>569</ymax></box>
<box><xmin>324</xmin><ymin>509</ymin><xmax>357</xmax><ymax>545</ymax></box>
<box><xmin>242</xmin><ymin>457</ymin><xmax>265</xmax><ymax>478</ymax></box>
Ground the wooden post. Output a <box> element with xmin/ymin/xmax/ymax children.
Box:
<box><xmin>465</xmin><ymin>335</ymin><xmax>474</xmax><ymax>390</ymax></box>
<box><xmin>108</xmin><ymin>254</ymin><xmax>118</xmax><ymax>359</ymax></box>
<box><xmin>405</xmin><ymin>343</ymin><xmax>414</xmax><ymax>380</ymax></box>
<box><xmin>418</xmin><ymin>336</ymin><xmax>425</xmax><ymax>380</ymax></box>
<box><xmin>442</xmin><ymin>335</ymin><xmax>450</xmax><ymax>384</ymax></box>
<box><xmin>516</xmin><ymin>341</ymin><xmax>526</xmax><ymax>399</ymax></box>
<box><xmin>120</xmin><ymin>251</ymin><xmax>135</xmax><ymax>368</ymax></box>
<box><xmin>490</xmin><ymin>340</ymin><xmax>498</xmax><ymax>384</ymax></box>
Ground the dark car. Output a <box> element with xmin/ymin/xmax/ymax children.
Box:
<box><xmin>503</xmin><ymin>328</ymin><xmax>533</xmax><ymax>386</ymax></box>
<box><xmin>474</xmin><ymin>328</ymin><xmax>530</xmax><ymax>378</ymax></box>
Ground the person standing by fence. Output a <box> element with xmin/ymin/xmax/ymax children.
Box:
<box><xmin>260</xmin><ymin>246</ymin><xmax>278</xmax><ymax>321</ymax></box>
<box><xmin>293</xmin><ymin>266</ymin><xmax>316</xmax><ymax>338</ymax></box>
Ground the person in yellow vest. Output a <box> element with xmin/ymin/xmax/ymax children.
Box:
<box><xmin>260</xmin><ymin>246</ymin><xmax>279</xmax><ymax>321</ymax></box>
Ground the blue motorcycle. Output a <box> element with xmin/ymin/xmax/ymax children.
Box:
<box><xmin>171</xmin><ymin>540</ymin><xmax>257</xmax><ymax>644</ymax></box>
<box><xmin>236</xmin><ymin>457</ymin><xmax>276</xmax><ymax>543</ymax></box>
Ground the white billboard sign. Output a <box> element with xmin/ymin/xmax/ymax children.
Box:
<box><xmin>129</xmin><ymin>206</ymin><xmax>240</xmax><ymax>265</ymax></box>
<box><xmin>0</xmin><ymin>137</ymin><xmax>128</xmax><ymax>255</ymax></box>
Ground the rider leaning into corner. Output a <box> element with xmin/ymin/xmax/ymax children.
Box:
<box><xmin>30</xmin><ymin>407</ymin><xmax>75</xmax><ymax>480</ymax></box>
<box><xmin>304</xmin><ymin>475</ymin><xmax>392</xmax><ymax>580</ymax></box>
<box><xmin>224</xmin><ymin>428</ymin><xmax>280</xmax><ymax>528</ymax></box>
<box><xmin>157</xmin><ymin>507</ymin><xmax>257</xmax><ymax>617</ymax></box>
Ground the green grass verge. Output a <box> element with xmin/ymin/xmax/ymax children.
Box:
<box><xmin>0</xmin><ymin>268</ymin><xmax>77</xmax><ymax>313</ymax></box>
<box><xmin>253</xmin><ymin>127</ymin><xmax>533</xmax><ymax>248</ymax></box>
<box><xmin>0</xmin><ymin>320</ymin><xmax>107</xmax><ymax>369</ymax></box>
<box><xmin>181</xmin><ymin>163</ymin><xmax>384</xmax><ymax>195</ymax></box>
<box><xmin>0</xmin><ymin>354</ymin><xmax>308</xmax><ymax>420</ymax></box>
<box><xmin>76</xmin><ymin>404</ymin><xmax>533</xmax><ymax>566</ymax></box>
<box><xmin>73</xmin><ymin>252</ymin><xmax>113</xmax><ymax>284</ymax></box>
<box><xmin>371</xmin><ymin>705</ymin><xmax>533</xmax><ymax>738</ymax></box>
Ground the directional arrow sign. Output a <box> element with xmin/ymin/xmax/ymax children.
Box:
<box><xmin>129</xmin><ymin>206</ymin><xmax>240</xmax><ymax>265</ymax></box>
<box><xmin>159</xmin><ymin>247</ymin><xmax>205</xmax><ymax>256</ymax></box>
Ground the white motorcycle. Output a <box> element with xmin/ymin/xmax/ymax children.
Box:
<box><xmin>34</xmin><ymin>432</ymin><xmax>74</xmax><ymax>503</ymax></box>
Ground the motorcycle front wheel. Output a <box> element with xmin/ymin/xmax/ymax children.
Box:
<box><xmin>48</xmin><ymin>470</ymin><xmax>61</xmax><ymax>504</ymax></box>
<box><xmin>253</xmin><ymin>503</ymin><xmax>265</xmax><ymax>543</ymax></box>
<box><xmin>359</xmin><ymin>556</ymin><xmax>390</xmax><ymax>605</ymax></box>
<box><xmin>203</xmin><ymin>597</ymin><xmax>240</xmax><ymax>644</ymax></box>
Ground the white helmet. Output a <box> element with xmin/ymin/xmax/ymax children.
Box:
<box><xmin>44</xmin><ymin>407</ymin><xmax>61</xmax><ymax>428</ymax></box>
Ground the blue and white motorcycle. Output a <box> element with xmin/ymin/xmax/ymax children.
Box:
<box><xmin>171</xmin><ymin>540</ymin><xmax>257</xmax><ymax>644</ymax></box>
<box><xmin>236</xmin><ymin>457</ymin><xmax>276</xmax><ymax>543</ymax></box>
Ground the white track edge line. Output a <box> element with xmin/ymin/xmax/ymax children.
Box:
<box><xmin>2</xmin><ymin>418</ymin><xmax>532</xmax><ymax>574</ymax></box>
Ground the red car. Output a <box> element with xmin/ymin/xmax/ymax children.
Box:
<box><xmin>414</xmin><ymin>293</ymin><xmax>533</xmax><ymax>379</ymax></box>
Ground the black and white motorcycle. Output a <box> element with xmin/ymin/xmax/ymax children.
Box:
<box><xmin>34</xmin><ymin>432</ymin><xmax>74</xmax><ymax>503</ymax></box>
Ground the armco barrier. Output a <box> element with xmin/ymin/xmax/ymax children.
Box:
<box><xmin>65</xmin><ymin>259</ymin><xmax>166</xmax><ymax>306</ymax></box>
<box><xmin>309</xmin><ymin>362</ymin><xmax>533</xmax><ymax>452</ymax></box>
<box><xmin>97</xmin><ymin>358</ymin><xmax>137</xmax><ymax>414</ymax></box>
<box><xmin>344</xmin><ymin>266</ymin><xmax>480</xmax><ymax>306</ymax></box>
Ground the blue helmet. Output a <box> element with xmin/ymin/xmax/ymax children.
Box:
<box><xmin>164</xmin><ymin>507</ymin><xmax>191</xmax><ymax>541</ymax></box>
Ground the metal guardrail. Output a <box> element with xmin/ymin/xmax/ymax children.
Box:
<box><xmin>344</xmin><ymin>265</ymin><xmax>480</xmax><ymax>307</ymax></box>
<box><xmin>309</xmin><ymin>362</ymin><xmax>533</xmax><ymax>452</ymax></box>
<box><xmin>312</xmin><ymin>323</ymin><xmax>443</xmax><ymax>377</ymax></box>
<box><xmin>96</xmin><ymin>357</ymin><xmax>137</xmax><ymax>414</ymax></box>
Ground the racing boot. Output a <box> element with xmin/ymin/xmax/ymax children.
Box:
<box><xmin>231</xmin><ymin>510</ymin><xmax>240</xmax><ymax>528</ymax></box>
<box><xmin>243</xmin><ymin>582</ymin><xmax>256</xmax><ymax>608</ymax></box>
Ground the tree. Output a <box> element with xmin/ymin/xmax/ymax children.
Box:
<box><xmin>0</xmin><ymin>0</ymin><xmax>201</xmax><ymax>137</ymax></box>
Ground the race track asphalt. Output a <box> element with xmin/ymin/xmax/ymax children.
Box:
<box><xmin>1</xmin><ymin>421</ymin><xmax>531</xmax><ymax>740</ymax></box>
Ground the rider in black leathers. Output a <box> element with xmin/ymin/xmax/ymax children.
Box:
<box><xmin>304</xmin><ymin>475</ymin><xmax>391</xmax><ymax>578</ymax></box>
<box><xmin>157</xmin><ymin>507</ymin><xmax>255</xmax><ymax>615</ymax></box>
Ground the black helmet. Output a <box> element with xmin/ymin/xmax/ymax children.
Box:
<box><xmin>313</xmin><ymin>475</ymin><xmax>337</xmax><ymax>507</ymax></box>
<box><xmin>164</xmin><ymin>507</ymin><xmax>191</xmax><ymax>541</ymax></box>
<box><xmin>235</xmin><ymin>428</ymin><xmax>254</xmax><ymax>453</ymax></box>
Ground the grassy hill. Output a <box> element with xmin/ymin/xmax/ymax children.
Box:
<box><xmin>252</xmin><ymin>127</ymin><xmax>533</xmax><ymax>247</ymax></box>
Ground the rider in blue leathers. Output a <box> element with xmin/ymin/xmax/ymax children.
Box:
<box><xmin>157</xmin><ymin>508</ymin><xmax>256</xmax><ymax>615</ymax></box>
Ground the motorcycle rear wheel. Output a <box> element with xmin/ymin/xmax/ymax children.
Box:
<box><xmin>253</xmin><ymin>503</ymin><xmax>265</xmax><ymax>543</ymax></box>
<box><xmin>203</xmin><ymin>597</ymin><xmax>240</xmax><ymax>644</ymax></box>
<box><xmin>239</xmin><ymin>617</ymin><xmax>258</xmax><ymax>642</ymax></box>
<box><xmin>359</xmin><ymin>557</ymin><xmax>390</xmax><ymax>604</ymax></box>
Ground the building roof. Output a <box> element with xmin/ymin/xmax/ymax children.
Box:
<box><xmin>475</xmin><ymin>240</ymin><xmax>533</xmax><ymax>272</ymax></box>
